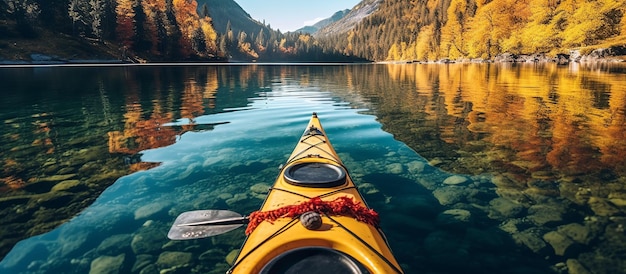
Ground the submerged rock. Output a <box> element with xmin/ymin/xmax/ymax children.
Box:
<box><xmin>51</xmin><ymin>180</ymin><xmax>86</xmax><ymax>192</ymax></box>
<box><xmin>543</xmin><ymin>230</ymin><xmax>580</xmax><ymax>257</ymax></box>
<box><xmin>443</xmin><ymin>175</ymin><xmax>469</xmax><ymax>185</ymax></box>
<box><xmin>199</xmin><ymin>249</ymin><xmax>227</xmax><ymax>262</ymax></box>
<box><xmin>566</xmin><ymin>259</ymin><xmax>591</xmax><ymax>274</ymax></box>
<box><xmin>131</xmin><ymin>227</ymin><xmax>167</xmax><ymax>254</ymax></box>
<box><xmin>225</xmin><ymin>193</ymin><xmax>249</xmax><ymax>207</ymax></box>
<box><xmin>138</xmin><ymin>264</ymin><xmax>158</xmax><ymax>274</ymax></box>
<box><xmin>499</xmin><ymin>219</ymin><xmax>524</xmax><ymax>234</ymax></box>
<box><xmin>357</xmin><ymin>182</ymin><xmax>380</xmax><ymax>195</ymax></box>
<box><xmin>134</xmin><ymin>201</ymin><xmax>171</xmax><ymax>220</ymax></box>
<box><xmin>0</xmin><ymin>195</ymin><xmax>32</xmax><ymax>207</ymax></box>
<box><xmin>31</xmin><ymin>192</ymin><xmax>75</xmax><ymax>209</ymax></box>
<box><xmin>527</xmin><ymin>204</ymin><xmax>567</xmax><ymax>227</ymax></box>
<box><xmin>432</xmin><ymin>186</ymin><xmax>466</xmax><ymax>206</ymax></box>
<box><xmin>34</xmin><ymin>174</ymin><xmax>78</xmax><ymax>182</ymax></box>
<box><xmin>249</xmin><ymin>183</ymin><xmax>270</xmax><ymax>194</ymax></box>
<box><xmin>386</xmin><ymin>163</ymin><xmax>404</xmax><ymax>174</ymax></box>
<box><xmin>436</xmin><ymin>209</ymin><xmax>472</xmax><ymax>229</ymax></box>
<box><xmin>406</xmin><ymin>161</ymin><xmax>426</xmax><ymax>174</ymax></box>
<box><xmin>490</xmin><ymin>174</ymin><xmax>519</xmax><ymax>188</ymax></box>
<box><xmin>609</xmin><ymin>198</ymin><xmax>626</xmax><ymax>208</ymax></box>
<box><xmin>225</xmin><ymin>249</ymin><xmax>239</xmax><ymax>265</ymax></box>
<box><xmin>217</xmin><ymin>193</ymin><xmax>234</xmax><ymax>200</ymax></box>
<box><xmin>488</xmin><ymin>197</ymin><xmax>525</xmax><ymax>219</ymax></box>
<box><xmin>588</xmin><ymin>197</ymin><xmax>621</xmax><ymax>217</ymax></box>
<box><xmin>97</xmin><ymin>234</ymin><xmax>132</xmax><ymax>256</ymax></box>
<box><xmin>557</xmin><ymin>223</ymin><xmax>593</xmax><ymax>245</ymax></box>
<box><xmin>131</xmin><ymin>254</ymin><xmax>155</xmax><ymax>273</ymax></box>
<box><xmin>527</xmin><ymin>180</ymin><xmax>560</xmax><ymax>196</ymax></box>
<box><xmin>156</xmin><ymin>251</ymin><xmax>193</xmax><ymax>269</ymax></box>
<box><xmin>89</xmin><ymin>254</ymin><xmax>125</xmax><ymax>274</ymax></box>
<box><xmin>512</xmin><ymin>228</ymin><xmax>550</xmax><ymax>254</ymax></box>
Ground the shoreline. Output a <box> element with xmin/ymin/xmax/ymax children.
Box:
<box><xmin>2</xmin><ymin>46</ymin><xmax>625</xmax><ymax>67</ymax></box>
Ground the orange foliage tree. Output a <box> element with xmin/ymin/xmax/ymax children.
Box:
<box><xmin>115</xmin><ymin>0</ymin><xmax>136</xmax><ymax>50</ymax></box>
<box><xmin>172</xmin><ymin>0</ymin><xmax>199</xmax><ymax>58</ymax></box>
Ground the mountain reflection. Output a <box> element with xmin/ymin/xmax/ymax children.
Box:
<box><xmin>351</xmin><ymin>63</ymin><xmax>626</xmax><ymax>183</ymax></box>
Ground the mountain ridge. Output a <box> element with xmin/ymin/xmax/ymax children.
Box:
<box><xmin>196</xmin><ymin>0</ymin><xmax>268</xmax><ymax>34</ymax></box>
<box><xmin>295</xmin><ymin>9</ymin><xmax>350</xmax><ymax>34</ymax></box>
<box><xmin>314</xmin><ymin>0</ymin><xmax>381</xmax><ymax>37</ymax></box>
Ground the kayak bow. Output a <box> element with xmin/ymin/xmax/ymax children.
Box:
<box><xmin>228</xmin><ymin>113</ymin><xmax>403</xmax><ymax>274</ymax></box>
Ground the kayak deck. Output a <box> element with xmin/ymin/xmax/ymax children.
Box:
<box><xmin>229</xmin><ymin>113</ymin><xmax>403</xmax><ymax>274</ymax></box>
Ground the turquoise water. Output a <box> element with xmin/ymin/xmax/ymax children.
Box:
<box><xmin>1</xmin><ymin>64</ymin><xmax>625</xmax><ymax>273</ymax></box>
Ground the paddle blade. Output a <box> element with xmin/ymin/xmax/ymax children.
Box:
<box><xmin>168</xmin><ymin>210</ymin><xmax>246</xmax><ymax>240</ymax></box>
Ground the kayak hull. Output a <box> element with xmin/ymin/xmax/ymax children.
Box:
<box><xmin>229</xmin><ymin>113</ymin><xmax>403</xmax><ymax>274</ymax></box>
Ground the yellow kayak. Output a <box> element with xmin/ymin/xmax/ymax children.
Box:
<box><xmin>228</xmin><ymin>113</ymin><xmax>403</xmax><ymax>274</ymax></box>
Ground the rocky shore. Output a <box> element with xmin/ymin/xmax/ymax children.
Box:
<box><xmin>0</xmin><ymin>53</ymin><xmax>127</xmax><ymax>66</ymax></box>
<box><xmin>493</xmin><ymin>47</ymin><xmax>626</xmax><ymax>64</ymax></box>
<box><xmin>380</xmin><ymin>46</ymin><xmax>626</xmax><ymax>64</ymax></box>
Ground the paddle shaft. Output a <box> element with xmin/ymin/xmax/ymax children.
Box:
<box><xmin>177</xmin><ymin>216</ymin><xmax>249</xmax><ymax>227</ymax></box>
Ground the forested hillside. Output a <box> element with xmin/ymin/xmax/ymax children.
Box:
<box><xmin>1</xmin><ymin>0</ymin><xmax>221</xmax><ymax>61</ymax></box>
<box><xmin>315</xmin><ymin>0</ymin><xmax>626</xmax><ymax>61</ymax></box>
<box><xmin>0</xmin><ymin>0</ymin><xmax>361</xmax><ymax>62</ymax></box>
<box><xmin>1</xmin><ymin>0</ymin><xmax>624</xmax><ymax>62</ymax></box>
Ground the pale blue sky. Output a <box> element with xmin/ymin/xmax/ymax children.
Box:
<box><xmin>234</xmin><ymin>0</ymin><xmax>361</xmax><ymax>32</ymax></box>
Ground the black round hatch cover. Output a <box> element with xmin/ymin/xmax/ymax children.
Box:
<box><xmin>260</xmin><ymin>246</ymin><xmax>368</xmax><ymax>274</ymax></box>
<box><xmin>283</xmin><ymin>162</ymin><xmax>347</xmax><ymax>187</ymax></box>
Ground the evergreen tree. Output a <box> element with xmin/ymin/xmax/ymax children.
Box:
<box><xmin>68</xmin><ymin>0</ymin><xmax>82</xmax><ymax>36</ymax></box>
<box><xmin>200</xmin><ymin>3</ymin><xmax>209</xmax><ymax>18</ymax></box>
<box><xmin>133</xmin><ymin>1</ymin><xmax>150</xmax><ymax>52</ymax></box>
<box><xmin>192</xmin><ymin>27</ymin><xmax>207</xmax><ymax>53</ymax></box>
<box><xmin>88</xmin><ymin>0</ymin><xmax>106</xmax><ymax>40</ymax></box>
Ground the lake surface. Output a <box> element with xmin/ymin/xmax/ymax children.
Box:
<box><xmin>1</xmin><ymin>63</ymin><xmax>625</xmax><ymax>273</ymax></box>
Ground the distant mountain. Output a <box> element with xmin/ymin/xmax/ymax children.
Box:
<box><xmin>196</xmin><ymin>0</ymin><xmax>270</xmax><ymax>35</ymax></box>
<box><xmin>295</xmin><ymin>9</ymin><xmax>350</xmax><ymax>34</ymax></box>
<box><xmin>314</xmin><ymin>0</ymin><xmax>382</xmax><ymax>37</ymax></box>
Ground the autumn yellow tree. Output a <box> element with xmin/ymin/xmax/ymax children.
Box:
<box><xmin>466</xmin><ymin>0</ymin><xmax>531</xmax><ymax>58</ymax></box>
<box><xmin>200</xmin><ymin>16</ymin><xmax>217</xmax><ymax>54</ymax></box>
<box><xmin>503</xmin><ymin>0</ymin><xmax>560</xmax><ymax>54</ymax></box>
<box><xmin>240</xmin><ymin>31</ymin><xmax>259</xmax><ymax>58</ymax></box>
<box><xmin>440</xmin><ymin>0</ymin><xmax>469</xmax><ymax>59</ymax></box>
<box><xmin>387</xmin><ymin>43</ymin><xmax>401</xmax><ymax>60</ymax></box>
<box><xmin>415</xmin><ymin>24</ymin><xmax>436</xmax><ymax>61</ymax></box>
<box><xmin>345</xmin><ymin>31</ymin><xmax>355</xmax><ymax>56</ymax></box>
<box><xmin>560</xmin><ymin>0</ymin><xmax>626</xmax><ymax>47</ymax></box>
<box><xmin>172</xmin><ymin>0</ymin><xmax>199</xmax><ymax>57</ymax></box>
<box><xmin>400</xmin><ymin>41</ymin><xmax>417</xmax><ymax>60</ymax></box>
<box><xmin>465</xmin><ymin>7</ymin><xmax>496</xmax><ymax>58</ymax></box>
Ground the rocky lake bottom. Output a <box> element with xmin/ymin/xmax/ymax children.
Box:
<box><xmin>1</xmin><ymin>119</ymin><xmax>625</xmax><ymax>274</ymax></box>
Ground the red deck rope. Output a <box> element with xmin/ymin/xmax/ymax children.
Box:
<box><xmin>245</xmin><ymin>196</ymin><xmax>380</xmax><ymax>235</ymax></box>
